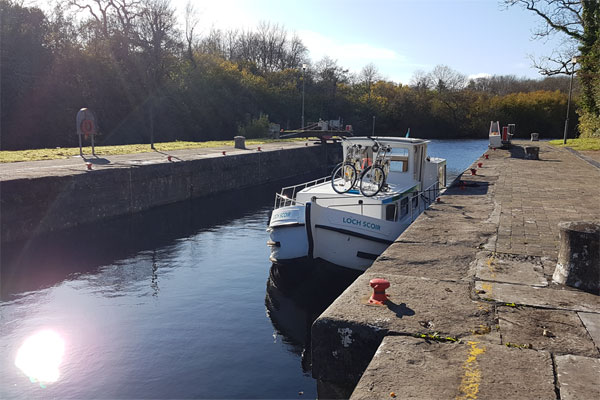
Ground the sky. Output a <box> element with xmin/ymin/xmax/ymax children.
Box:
<box><xmin>35</xmin><ymin>0</ymin><xmax>567</xmax><ymax>85</ymax></box>
<box><xmin>169</xmin><ymin>0</ymin><xmax>567</xmax><ymax>84</ymax></box>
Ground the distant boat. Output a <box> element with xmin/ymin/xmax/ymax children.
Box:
<box><xmin>267</xmin><ymin>136</ymin><xmax>446</xmax><ymax>272</ymax></box>
<box><xmin>489</xmin><ymin>121</ymin><xmax>502</xmax><ymax>148</ymax></box>
<box><xmin>489</xmin><ymin>121</ymin><xmax>514</xmax><ymax>148</ymax></box>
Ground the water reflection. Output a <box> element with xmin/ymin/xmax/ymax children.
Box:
<box><xmin>265</xmin><ymin>262</ymin><xmax>360</xmax><ymax>372</ymax></box>
<box><xmin>1</xmin><ymin>176</ymin><xmax>318</xmax><ymax>301</ymax></box>
<box><xmin>15</xmin><ymin>329</ymin><xmax>65</xmax><ymax>387</ymax></box>
<box><xmin>1</xmin><ymin>174</ymin><xmax>326</xmax><ymax>399</ymax></box>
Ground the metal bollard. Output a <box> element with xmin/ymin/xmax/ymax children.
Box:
<box><xmin>369</xmin><ymin>278</ymin><xmax>390</xmax><ymax>305</ymax></box>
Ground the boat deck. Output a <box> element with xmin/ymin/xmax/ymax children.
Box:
<box><xmin>298</xmin><ymin>180</ymin><xmax>419</xmax><ymax>201</ymax></box>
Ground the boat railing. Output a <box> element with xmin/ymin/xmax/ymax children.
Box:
<box><xmin>274</xmin><ymin>176</ymin><xmax>330</xmax><ymax>208</ymax></box>
<box><xmin>409</xmin><ymin>181</ymin><xmax>442</xmax><ymax>222</ymax></box>
<box><xmin>314</xmin><ymin>181</ymin><xmax>443</xmax><ymax>219</ymax></box>
<box><xmin>273</xmin><ymin>179</ymin><xmax>444</xmax><ymax>217</ymax></box>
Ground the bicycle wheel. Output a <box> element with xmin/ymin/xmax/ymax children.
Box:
<box><xmin>360</xmin><ymin>166</ymin><xmax>385</xmax><ymax>197</ymax></box>
<box><xmin>331</xmin><ymin>163</ymin><xmax>357</xmax><ymax>193</ymax></box>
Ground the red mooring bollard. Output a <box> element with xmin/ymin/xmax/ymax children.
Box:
<box><xmin>167</xmin><ymin>155</ymin><xmax>172</xmax><ymax>162</ymax></box>
<box><xmin>369</xmin><ymin>278</ymin><xmax>390</xmax><ymax>305</ymax></box>
<box><xmin>478</xmin><ymin>162</ymin><xmax>483</xmax><ymax>168</ymax></box>
<box><xmin>257</xmin><ymin>146</ymin><xmax>262</xmax><ymax>152</ymax></box>
<box><xmin>470</xmin><ymin>168</ymin><xmax>477</xmax><ymax>175</ymax></box>
<box><xmin>86</xmin><ymin>162</ymin><xmax>92</xmax><ymax>170</ymax></box>
<box><xmin>484</xmin><ymin>154</ymin><xmax>489</xmax><ymax>159</ymax></box>
<box><xmin>222</xmin><ymin>151</ymin><xmax>226</xmax><ymax>156</ymax></box>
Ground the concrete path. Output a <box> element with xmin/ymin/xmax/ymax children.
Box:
<box><xmin>311</xmin><ymin>141</ymin><xmax>600</xmax><ymax>399</ymax></box>
<box><xmin>0</xmin><ymin>141</ymin><xmax>312</xmax><ymax>181</ymax></box>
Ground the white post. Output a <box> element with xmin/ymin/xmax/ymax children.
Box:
<box><xmin>301</xmin><ymin>64</ymin><xmax>306</xmax><ymax>129</ymax></box>
<box><xmin>563</xmin><ymin>57</ymin><xmax>577</xmax><ymax>145</ymax></box>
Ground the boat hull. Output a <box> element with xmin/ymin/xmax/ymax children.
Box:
<box><xmin>268</xmin><ymin>205</ymin><xmax>309</xmax><ymax>263</ymax></box>
<box><xmin>307</xmin><ymin>202</ymin><xmax>409</xmax><ymax>271</ymax></box>
<box><xmin>269</xmin><ymin>201</ymin><xmax>414</xmax><ymax>272</ymax></box>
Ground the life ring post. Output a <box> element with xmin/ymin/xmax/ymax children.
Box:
<box><xmin>76</xmin><ymin>108</ymin><xmax>97</xmax><ymax>157</ymax></box>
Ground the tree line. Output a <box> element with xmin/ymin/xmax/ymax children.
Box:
<box><xmin>0</xmin><ymin>0</ymin><xmax>592</xmax><ymax>150</ymax></box>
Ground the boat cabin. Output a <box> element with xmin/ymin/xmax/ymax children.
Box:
<box><xmin>292</xmin><ymin>137</ymin><xmax>443</xmax><ymax>222</ymax></box>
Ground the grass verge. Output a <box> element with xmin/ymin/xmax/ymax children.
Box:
<box><xmin>0</xmin><ymin>138</ymin><xmax>305</xmax><ymax>163</ymax></box>
<box><xmin>548</xmin><ymin>137</ymin><xmax>600</xmax><ymax>151</ymax></box>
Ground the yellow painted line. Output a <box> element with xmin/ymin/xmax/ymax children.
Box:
<box><xmin>481</xmin><ymin>282</ymin><xmax>493</xmax><ymax>295</ymax></box>
<box><xmin>456</xmin><ymin>341</ymin><xmax>487</xmax><ymax>400</ymax></box>
<box><xmin>486</xmin><ymin>256</ymin><xmax>496</xmax><ymax>279</ymax></box>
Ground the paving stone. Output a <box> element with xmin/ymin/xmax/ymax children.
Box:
<box><xmin>475</xmin><ymin>281</ymin><xmax>600</xmax><ymax>313</ymax></box>
<box><xmin>475</xmin><ymin>253</ymin><xmax>547</xmax><ymax>287</ymax></box>
<box><xmin>312</xmin><ymin>272</ymin><xmax>495</xmax><ymax>392</ymax></box>
<box><xmin>555</xmin><ymin>355</ymin><xmax>600</xmax><ymax>400</ymax></box>
<box><xmin>578</xmin><ymin>312</ymin><xmax>600</xmax><ymax>351</ymax></box>
<box><xmin>320</xmin><ymin>272</ymin><xmax>494</xmax><ymax>339</ymax></box>
<box><xmin>498</xmin><ymin>306</ymin><xmax>599</xmax><ymax>357</ymax></box>
<box><xmin>351</xmin><ymin>336</ymin><xmax>555</xmax><ymax>400</ymax></box>
<box><xmin>373</xmin><ymin>242</ymin><xmax>478</xmax><ymax>282</ymax></box>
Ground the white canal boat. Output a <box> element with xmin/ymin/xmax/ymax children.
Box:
<box><xmin>267</xmin><ymin>136</ymin><xmax>446</xmax><ymax>272</ymax></box>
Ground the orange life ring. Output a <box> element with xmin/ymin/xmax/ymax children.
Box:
<box><xmin>81</xmin><ymin>119</ymin><xmax>94</xmax><ymax>135</ymax></box>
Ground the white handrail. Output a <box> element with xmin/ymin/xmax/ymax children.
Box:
<box><xmin>273</xmin><ymin>176</ymin><xmax>331</xmax><ymax>208</ymax></box>
<box><xmin>273</xmin><ymin>178</ymin><xmax>445</xmax><ymax>218</ymax></box>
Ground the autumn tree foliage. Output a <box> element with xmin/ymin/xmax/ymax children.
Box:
<box><xmin>0</xmin><ymin>0</ymin><xmax>581</xmax><ymax>150</ymax></box>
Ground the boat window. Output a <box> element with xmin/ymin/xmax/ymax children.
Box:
<box><xmin>389</xmin><ymin>148</ymin><xmax>409</xmax><ymax>173</ymax></box>
<box><xmin>385</xmin><ymin>204</ymin><xmax>397</xmax><ymax>221</ymax></box>
<box><xmin>400</xmin><ymin>197</ymin><xmax>409</xmax><ymax>217</ymax></box>
<box><xmin>412</xmin><ymin>192</ymin><xmax>419</xmax><ymax>209</ymax></box>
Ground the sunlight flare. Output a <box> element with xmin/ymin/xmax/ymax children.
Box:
<box><xmin>15</xmin><ymin>329</ymin><xmax>66</xmax><ymax>385</ymax></box>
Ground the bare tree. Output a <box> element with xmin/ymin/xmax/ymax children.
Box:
<box><xmin>504</xmin><ymin>0</ymin><xmax>583</xmax><ymax>75</ymax></box>
<box><xmin>68</xmin><ymin>0</ymin><xmax>113</xmax><ymax>36</ymax></box>
<box><xmin>200</xmin><ymin>22</ymin><xmax>306</xmax><ymax>73</ymax></box>
<box><xmin>183</xmin><ymin>0</ymin><xmax>198</xmax><ymax>66</ymax></box>
<box><xmin>67</xmin><ymin>0</ymin><xmax>143</xmax><ymax>39</ymax></box>
<box><xmin>137</xmin><ymin>0</ymin><xmax>179</xmax><ymax>147</ymax></box>
<box><xmin>315</xmin><ymin>56</ymin><xmax>349</xmax><ymax>85</ymax></box>
<box><xmin>360</xmin><ymin>63</ymin><xmax>380</xmax><ymax>97</ymax></box>
<box><xmin>409</xmin><ymin>69</ymin><xmax>432</xmax><ymax>92</ymax></box>
<box><xmin>428</xmin><ymin>65</ymin><xmax>466</xmax><ymax>92</ymax></box>
<box><xmin>286</xmin><ymin>33</ymin><xmax>307</xmax><ymax>70</ymax></box>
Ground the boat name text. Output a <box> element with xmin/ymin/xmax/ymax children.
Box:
<box><xmin>342</xmin><ymin>217</ymin><xmax>381</xmax><ymax>231</ymax></box>
<box><xmin>272</xmin><ymin>210</ymin><xmax>299</xmax><ymax>220</ymax></box>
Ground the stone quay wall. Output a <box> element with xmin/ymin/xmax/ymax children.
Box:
<box><xmin>1</xmin><ymin>143</ymin><xmax>341</xmax><ymax>243</ymax></box>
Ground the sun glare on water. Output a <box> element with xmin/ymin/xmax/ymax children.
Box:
<box><xmin>15</xmin><ymin>329</ymin><xmax>66</xmax><ymax>386</ymax></box>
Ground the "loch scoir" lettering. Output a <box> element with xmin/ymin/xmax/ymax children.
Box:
<box><xmin>342</xmin><ymin>217</ymin><xmax>381</xmax><ymax>231</ymax></box>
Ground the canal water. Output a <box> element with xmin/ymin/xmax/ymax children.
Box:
<box><xmin>0</xmin><ymin>139</ymin><xmax>487</xmax><ymax>399</ymax></box>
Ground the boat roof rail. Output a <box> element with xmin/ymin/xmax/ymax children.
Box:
<box><xmin>341</xmin><ymin>136</ymin><xmax>430</xmax><ymax>146</ymax></box>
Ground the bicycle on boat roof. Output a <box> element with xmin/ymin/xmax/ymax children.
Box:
<box><xmin>331</xmin><ymin>139</ymin><xmax>391</xmax><ymax>197</ymax></box>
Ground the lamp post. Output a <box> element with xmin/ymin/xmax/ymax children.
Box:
<box><xmin>372</xmin><ymin>115</ymin><xmax>376</xmax><ymax>136</ymax></box>
<box><xmin>563</xmin><ymin>56</ymin><xmax>577</xmax><ymax>145</ymax></box>
<box><xmin>301</xmin><ymin>63</ymin><xmax>306</xmax><ymax>130</ymax></box>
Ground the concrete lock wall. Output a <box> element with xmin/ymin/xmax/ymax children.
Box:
<box><xmin>1</xmin><ymin>145</ymin><xmax>341</xmax><ymax>243</ymax></box>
